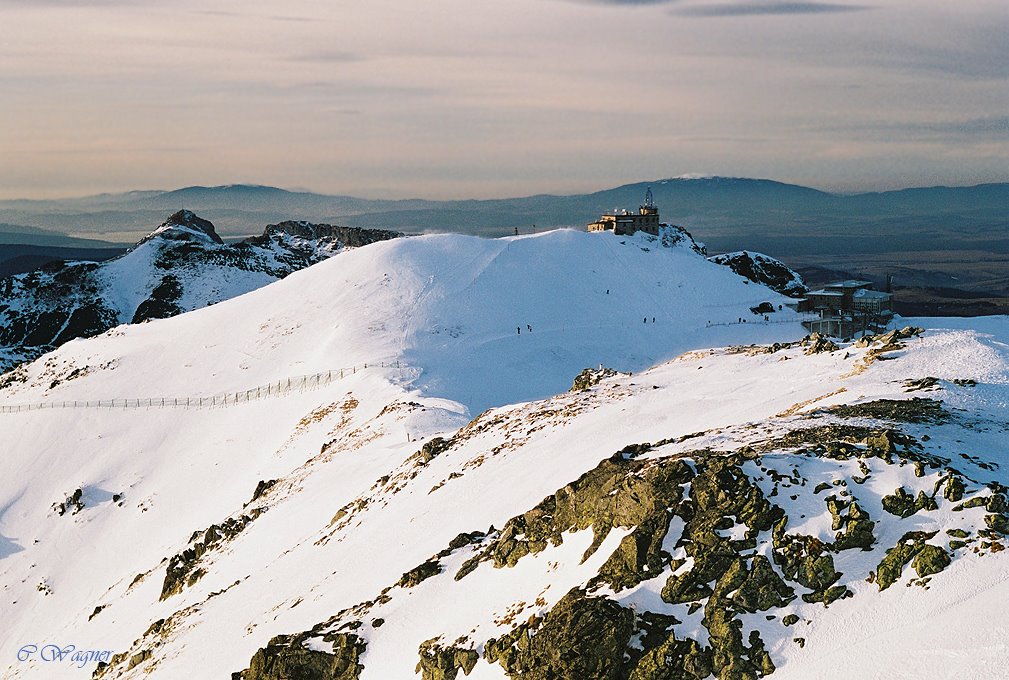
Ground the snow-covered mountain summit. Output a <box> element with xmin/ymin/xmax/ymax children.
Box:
<box><xmin>0</xmin><ymin>212</ymin><xmax>400</xmax><ymax>372</ymax></box>
<box><xmin>1</xmin><ymin>226</ymin><xmax>1006</xmax><ymax>680</ymax></box>
<box><xmin>0</xmin><ymin>226</ymin><xmax>803</xmax><ymax>415</ymax></box>
<box><xmin>135</xmin><ymin>209</ymin><xmax>225</xmax><ymax>246</ymax></box>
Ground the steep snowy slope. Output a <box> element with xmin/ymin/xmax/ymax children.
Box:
<box><xmin>0</xmin><ymin>227</ymin><xmax>802</xmax><ymax>414</ymax></box>
<box><xmin>1</xmin><ymin>228</ymin><xmax>1005</xmax><ymax>680</ymax></box>
<box><xmin>0</xmin><ymin>210</ymin><xmax>400</xmax><ymax>372</ymax></box>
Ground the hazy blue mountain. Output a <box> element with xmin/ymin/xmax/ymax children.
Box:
<box><xmin>0</xmin><ymin>222</ymin><xmax>125</xmax><ymax>248</ymax></box>
<box><xmin>1</xmin><ymin>178</ymin><xmax>1005</xmax><ymax>261</ymax></box>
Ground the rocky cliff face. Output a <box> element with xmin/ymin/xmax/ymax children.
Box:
<box><xmin>0</xmin><ymin>211</ymin><xmax>400</xmax><ymax>372</ymax></box>
<box><xmin>709</xmin><ymin>251</ymin><xmax>807</xmax><ymax>298</ymax></box>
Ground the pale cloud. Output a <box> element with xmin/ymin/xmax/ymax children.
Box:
<box><xmin>675</xmin><ymin>2</ymin><xmax>869</xmax><ymax>16</ymax></box>
<box><xmin>0</xmin><ymin>0</ymin><xmax>1004</xmax><ymax>199</ymax></box>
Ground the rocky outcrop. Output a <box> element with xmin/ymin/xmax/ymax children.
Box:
<box><xmin>234</xmin><ymin>633</ymin><xmax>365</xmax><ymax>680</ymax></box>
<box><xmin>709</xmin><ymin>251</ymin><xmax>806</xmax><ymax>297</ymax></box>
<box><xmin>161</xmin><ymin>511</ymin><xmax>264</xmax><ymax>600</ymax></box>
<box><xmin>570</xmin><ymin>366</ymin><xmax>619</xmax><ymax>392</ymax></box>
<box><xmin>803</xmin><ymin>333</ymin><xmax>839</xmax><ymax>355</ymax></box>
<box><xmin>416</xmin><ymin>639</ymin><xmax>479</xmax><ymax>680</ymax></box>
<box><xmin>253</xmin><ymin>221</ymin><xmax>402</xmax><ymax>249</ymax></box>
<box><xmin>485</xmin><ymin>590</ymin><xmax>634</xmax><ymax>680</ymax></box>
<box><xmin>0</xmin><ymin>212</ymin><xmax>402</xmax><ymax>373</ymax></box>
<box><xmin>52</xmin><ymin>487</ymin><xmax>85</xmax><ymax>516</ymax></box>
<box><xmin>232</xmin><ymin>387</ymin><xmax>996</xmax><ymax>680</ymax></box>
<box><xmin>136</xmin><ymin>210</ymin><xmax>224</xmax><ymax>246</ymax></box>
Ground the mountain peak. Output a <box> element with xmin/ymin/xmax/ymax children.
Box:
<box><xmin>139</xmin><ymin>210</ymin><xmax>224</xmax><ymax>246</ymax></box>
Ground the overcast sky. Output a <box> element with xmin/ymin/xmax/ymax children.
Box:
<box><xmin>0</xmin><ymin>0</ymin><xmax>1006</xmax><ymax>199</ymax></box>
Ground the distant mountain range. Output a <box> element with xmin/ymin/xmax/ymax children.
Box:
<box><xmin>2</xmin><ymin>178</ymin><xmax>1006</xmax><ymax>259</ymax></box>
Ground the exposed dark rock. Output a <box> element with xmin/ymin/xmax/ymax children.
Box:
<box><xmin>398</xmin><ymin>559</ymin><xmax>442</xmax><ymax>589</ymax></box>
<box><xmin>803</xmin><ymin>333</ymin><xmax>838</xmax><ymax>355</ymax></box>
<box><xmin>875</xmin><ymin>531</ymin><xmax>939</xmax><ymax>590</ymax></box>
<box><xmin>903</xmin><ymin>377</ymin><xmax>940</xmax><ymax>392</ymax></box>
<box><xmin>881</xmin><ymin>487</ymin><xmax>937</xmax><ymax>518</ymax></box>
<box><xmin>248</xmin><ymin>479</ymin><xmax>279</xmax><ymax>506</ymax></box>
<box><xmin>571</xmin><ymin>366</ymin><xmax>620</xmax><ymax>392</ymax></box>
<box><xmin>416</xmin><ymin>639</ymin><xmax>478</xmax><ymax>680</ymax></box>
<box><xmin>827</xmin><ymin>496</ymin><xmax>876</xmax><ymax>551</ymax></box>
<box><xmin>161</xmin><ymin>511</ymin><xmax>264</xmax><ymax>600</ymax></box>
<box><xmin>458</xmin><ymin>451</ymin><xmax>694</xmax><ymax>591</ymax></box>
<box><xmin>942</xmin><ymin>475</ymin><xmax>966</xmax><ymax>502</ymax></box>
<box><xmin>52</xmin><ymin>488</ymin><xmax>84</xmax><ymax>516</ymax></box>
<box><xmin>138</xmin><ymin>210</ymin><xmax>224</xmax><ymax>246</ymax></box>
<box><xmin>417</xmin><ymin>437</ymin><xmax>453</xmax><ymax>465</ymax></box>
<box><xmin>485</xmin><ymin>590</ymin><xmax>634</xmax><ymax>680</ymax></box>
<box><xmin>0</xmin><ymin>212</ymin><xmax>402</xmax><ymax>373</ymax></box>
<box><xmin>773</xmin><ymin>519</ymin><xmax>842</xmax><ymax>604</ymax></box>
<box><xmin>984</xmin><ymin>514</ymin><xmax>1009</xmax><ymax>535</ymax></box>
<box><xmin>912</xmin><ymin>545</ymin><xmax>950</xmax><ymax>578</ymax></box>
<box><xmin>708</xmin><ymin>251</ymin><xmax>807</xmax><ymax>298</ymax></box>
<box><xmin>234</xmin><ymin>633</ymin><xmax>365</xmax><ymax>680</ymax></box>
<box><xmin>131</xmin><ymin>274</ymin><xmax>183</xmax><ymax>323</ymax></box>
<box><xmin>254</xmin><ymin>221</ymin><xmax>401</xmax><ymax>249</ymax></box>
<box><xmin>821</xmin><ymin>398</ymin><xmax>947</xmax><ymax>424</ymax></box>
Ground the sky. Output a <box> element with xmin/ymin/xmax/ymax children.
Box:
<box><xmin>0</xmin><ymin>0</ymin><xmax>1006</xmax><ymax>200</ymax></box>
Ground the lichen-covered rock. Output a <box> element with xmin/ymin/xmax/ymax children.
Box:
<box><xmin>825</xmin><ymin>398</ymin><xmax>947</xmax><ymax>424</ymax></box>
<box><xmin>881</xmin><ymin>487</ymin><xmax>936</xmax><ymax>518</ymax></box>
<box><xmin>942</xmin><ymin>476</ymin><xmax>966</xmax><ymax>502</ymax></box>
<box><xmin>705</xmin><ymin>560</ymin><xmax>777</xmax><ymax>679</ymax></box>
<box><xmin>986</xmin><ymin>494</ymin><xmax>1008</xmax><ymax>514</ymax></box>
<box><xmin>875</xmin><ymin>531</ymin><xmax>938</xmax><ymax>590</ymax></box>
<box><xmin>627</xmin><ymin>632</ymin><xmax>712</xmax><ymax>680</ymax></box>
<box><xmin>235</xmin><ymin>633</ymin><xmax>365</xmax><ymax>680</ymax></box>
<box><xmin>571</xmin><ymin>366</ymin><xmax>620</xmax><ymax>392</ymax></box>
<box><xmin>825</xmin><ymin>496</ymin><xmax>876</xmax><ymax>551</ymax></box>
<box><xmin>416</xmin><ymin>639</ymin><xmax>478</xmax><ymax>680</ymax></box>
<box><xmin>912</xmin><ymin>545</ymin><xmax>951</xmax><ymax>578</ymax></box>
<box><xmin>461</xmin><ymin>452</ymin><xmax>694</xmax><ymax>591</ymax></box>
<box><xmin>773</xmin><ymin>519</ymin><xmax>841</xmax><ymax>597</ymax></box>
<box><xmin>595</xmin><ymin>513</ymin><xmax>676</xmax><ymax>592</ymax></box>
<box><xmin>485</xmin><ymin>590</ymin><xmax>634</xmax><ymax>679</ymax></box>
<box><xmin>732</xmin><ymin>556</ymin><xmax>796</xmax><ymax>613</ymax></box>
<box><xmin>398</xmin><ymin>560</ymin><xmax>443</xmax><ymax>589</ymax></box>
<box><xmin>985</xmin><ymin>514</ymin><xmax>1009</xmax><ymax>535</ymax></box>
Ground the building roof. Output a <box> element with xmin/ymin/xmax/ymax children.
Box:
<box><xmin>827</xmin><ymin>278</ymin><xmax>875</xmax><ymax>286</ymax></box>
<box><xmin>807</xmin><ymin>289</ymin><xmax>844</xmax><ymax>297</ymax></box>
<box><xmin>852</xmin><ymin>289</ymin><xmax>892</xmax><ymax>300</ymax></box>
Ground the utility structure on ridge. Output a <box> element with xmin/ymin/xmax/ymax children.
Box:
<box><xmin>587</xmin><ymin>187</ymin><xmax>661</xmax><ymax>236</ymax></box>
<box><xmin>797</xmin><ymin>279</ymin><xmax>894</xmax><ymax>338</ymax></box>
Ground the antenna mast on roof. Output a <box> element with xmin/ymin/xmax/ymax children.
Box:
<box><xmin>643</xmin><ymin>186</ymin><xmax>655</xmax><ymax>209</ymax></box>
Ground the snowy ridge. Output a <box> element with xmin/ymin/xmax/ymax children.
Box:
<box><xmin>0</xmin><ymin>210</ymin><xmax>400</xmax><ymax>373</ymax></box>
<box><xmin>0</xmin><ymin>228</ymin><xmax>1006</xmax><ymax>680</ymax></box>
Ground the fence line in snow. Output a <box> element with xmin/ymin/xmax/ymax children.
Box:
<box><xmin>0</xmin><ymin>360</ymin><xmax>405</xmax><ymax>414</ymax></box>
<box><xmin>705</xmin><ymin>314</ymin><xmax>819</xmax><ymax>328</ymax></box>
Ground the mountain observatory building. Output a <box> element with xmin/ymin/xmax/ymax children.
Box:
<box><xmin>587</xmin><ymin>188</ymin><xmax>661</xmax><ymax>236</ymax></box>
